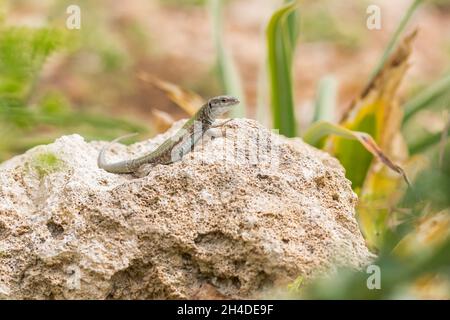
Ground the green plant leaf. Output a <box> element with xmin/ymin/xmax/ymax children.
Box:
<box><xmin>403</xmin><ymin>72</ymin><xmax>450</xmax><ymax>124</ymax></box>
<box><xmin>408</xmin><ymin>131</ymin><xmax>442</xmax><ymax>154</ymax></box>
<box><xmin>334</xmin><ymin>32</ymin><xmax>415</xmax><ymax>191</ymax></box>
<box><xmin>266</xmin><ymin>1</ymin><xmax>299</xmax><ymax>137</ymax></box>
<box><xmin>332</xmin><ymin>34</ymin><xmax>415</xmax><ymax>249</ymax></box>
<box><xmin>303</xmin><ymin>121</ymin><xmax>409</xmax><ymax>185</ymax></box>
<box><xmin>284</xmin><ymin>0</ymin><xmax>300</xmax><ymax>46</ymax></box>
<box><xmin>312</xmin><ymin>75</ymin><xmax>337</xmax><ymax>123</ymax></box>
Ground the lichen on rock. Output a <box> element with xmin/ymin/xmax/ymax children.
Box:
<box><xmin>0</xmin><ymin>118</ymin><xmax>373</xmax><ymax>299</ymax></box>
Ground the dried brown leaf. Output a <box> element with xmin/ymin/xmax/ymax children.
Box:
<box><xmin>138</xmin><ymin>72</ymin><xmax>204</xmax><ymax>116</ymax></box>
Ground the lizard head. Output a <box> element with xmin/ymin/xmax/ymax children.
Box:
<box><xmin>208</xmin><ymin>95</ymin><xmax>240</xmax><ymax>115</ymax></box>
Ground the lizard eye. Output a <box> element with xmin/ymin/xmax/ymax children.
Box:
<box><xmin>221</xmin><ymin>99</ymin><xmax>226</xmax><ymax>103</ymax></box>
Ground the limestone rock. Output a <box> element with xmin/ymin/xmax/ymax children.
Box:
<box><xmin>0</xmin><ymin>118</ymin><xmax>372</xmax><ymax>299</ymax></box>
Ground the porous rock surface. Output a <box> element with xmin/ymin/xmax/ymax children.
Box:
<box><xmin>0</xmin><ymin>118</ymin><xmax>372</xmax><ymax>299</ymax></box>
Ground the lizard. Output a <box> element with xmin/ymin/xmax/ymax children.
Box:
<box><xmin>97</xmin><ymin>95</ymin><xmax>240</xmax><ymax>175</ymax></box>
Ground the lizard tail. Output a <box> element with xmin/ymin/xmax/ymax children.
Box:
<box><xmin>97</xmin><ymin>133</ymin><xmax>139</xmax><ymax>173</ymax></box>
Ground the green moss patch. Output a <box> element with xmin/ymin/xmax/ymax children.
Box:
<box><xmin>29</xmin><ymin>152</ymin><xmax>65</xmax><ymax>179</ymax></box>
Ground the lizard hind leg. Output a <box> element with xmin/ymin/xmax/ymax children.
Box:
<box><xmin>134</xmin><ymin>163</ymin><xmax>156</xmax><ymax>178</ymax></box>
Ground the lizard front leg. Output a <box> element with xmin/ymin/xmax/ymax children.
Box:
<box><xmin>206</xmin><ymin>119</ymin><xmax>234</xmax><ymax>139</ymax></box>
<box><xmin>211</xmin><ymin>118</ymin><xmax>233</xmax><ymax>129</ymax></box>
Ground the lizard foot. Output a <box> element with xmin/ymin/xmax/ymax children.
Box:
<box><xmin>210</xmin><ymin>119</ymin><xmax>233</xmax><ymax>129</ymax></box>
<box><xmin>207</xmin><ymin>119</ymin><xmax>234</xmax><ymax>139</ymax></box>
<box><xmin>205</xmin><ymin>128</ymin><xmax>224</xmax><ymax>140</ymax></box>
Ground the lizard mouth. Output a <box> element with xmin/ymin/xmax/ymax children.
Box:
<box><xmin>230</xmin><ymin>97</ymin><xmax>240</xmax><ymax>105</ymax></box>
<box><xmin>221</xmin><ymin>97</ymin><xmax>240</xmax><ymax>108</ymax></box>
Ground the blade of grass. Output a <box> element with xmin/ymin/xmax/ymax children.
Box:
<box><xmin>303</xmin><ymin>121</ymin><xmax>410</xmax><ymax>186</ymax></box>
<box><xmin>284</xmin><ymin>0</ymin><xmax>300</xmax><ymax>46</ymax></box>
<box><xmin>408</xmin><ymin>131</ymin><xmax>442</xmax><ymax>154</ymax></box>
<box><xmin>312</xmin><ymin>75</ymin><xmax>337</xmax><ymax>123</ymax></box>
<box><xmin>210</xmin><ymin>0</ymin><xmax>246</xmax><ymax>117</ymax></box>
<box><xmin>439</xmin><ymin>112</ymin><xmax>449</xmax><ymax>168</ymax></box>
<box><xmin>403</xmin><ymin>72</ymin><xmax>450</xmax><ymax>124</ymax></box>
<box><xmin>266</xmin><ymin>1</ymin><xmax>299</xmax><ymax>137</ymax></box>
